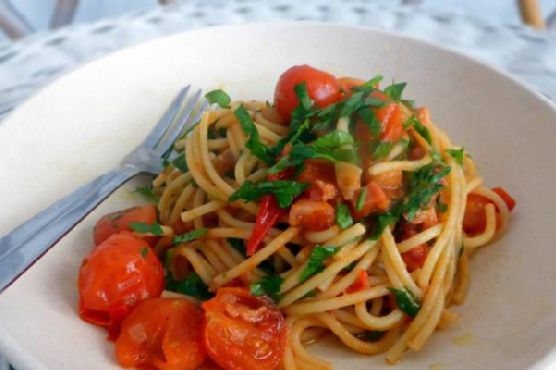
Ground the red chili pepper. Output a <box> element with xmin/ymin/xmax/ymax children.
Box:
<box><xmin>246</xmin><ymin>195</ymin><xmax>285</xmax><ymax>256</ymax></box>
<box><xmin>346</xmin><ymin>270</ymin><xmax>369</xmax><ymax>293</ymax></box>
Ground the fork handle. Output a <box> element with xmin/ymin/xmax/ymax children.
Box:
<box><xmin>0</xmin><ymin>164</ymin><xmax>140</xmax><ymax>293</ymax></box>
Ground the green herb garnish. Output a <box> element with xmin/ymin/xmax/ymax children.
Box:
<box><xmin>173</xmin><ymin>228</ymin><xmax>208</xmax><ymax>245</ymax></box>
<box><xmin>250</xmin><ymin>274</ymin><xmax>283</xmax><ymax>302</ymax></box>
<box><xmin>446</xmin><ymin>148</ymin><xmax>465</xmax><ymax>166</ymax></box>
<box><xmin>389</xmin><ymin>287</ymin><xmax>421</xmax><ymax>317</ymax></box>
<box><xmin>335</xmin><ymin>202</ymin><xmax>353</xmax><ymax>230</ymax></box>
<box><xmin>133</xmin><ymin>185</ymin><xmax>159</xmax><ymax>203</ymax></box>
<box><xmin>205</xmin><ymin>89</ymin><xmax>231</xmax><ymax>108</ymax></box>
<box><xmin>228</xmin><ymin>238</ymin><xmax>246</xmax><ymax>255</ymax></box>
<box><xmin>140</xmin><ymin>247</ymin><xmax>149</xmax><ymax>258</ymax></box>
<box><xmin>355</xmin><ymin>188</ymin><xmax>367</xmax><ymax>211</ymax></box>
<box><xmin>129</xmin><ymin>222</ymin><xmax>164</xmax><ymax>236</ymax></box>
<box><xmin>299</xmin><ymin>246</ymin><xmax>339</xmax><ymax>282</ymax></box>
<box><xmin>229</xmin><ymin>180</ymin><xmax>308</xmax><ymax>208</ymax></box>
<box><xmin>383</xmin><ymin>82</ymin><xmax>407</xmax><ymax>101</ymax></box>
<box><xmin>171</xmin><ymin>154</ymin><xmax>188</xmax><ymax>173</ymax></box>
<box><xmin>165</xmin><ymin>273</ymin><xmax>213</xmax><ymax>300</ymax></box>
<box><xmin>234</xmin><ymin>105</ymin><xmax>273</xmax><ymax>163</ymax></box>
<box><xmin>355</xmin><ymin>330</ymin><xmax>386</xmax><ymax>342</ymax></box>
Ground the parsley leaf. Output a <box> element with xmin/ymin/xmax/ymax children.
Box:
<box><xmin>165</xmin><ymin>273</ymin><xmax>213</xmax><ymax>300</ymax></box>
<box><xmin>133</xmin><ymin>185</ymin><xmax>159</xmax><ymax>203</ymax></box>
<box><xmin>229</xmin><ymin>180</ymin><xmax>308</xmax><ymax>208</ymax></box>
<box><xmin>171</xmin><ymin>154</ymin><xmax>188</xmax><ymax>173</ymax></box>
<box><xmin>389</xmin><ymin>287</ymin><xmax>420</xmax><ymax>317</ymax></box>
<box><xmin>300</xmin><ymin>246</ymin><xmax>339</xmax><ymax>282</ymax></box>
<box><xmin>335</xmin><ymin>202</ymin><xmax>353</xmax><ymax>230</ymax></box>
<box><xmin>250</xmin><ymin>274</ymin><xmax>283</xmax><ymax>302</ymax></box>
<box><xmin>228</xmin><ymin>238</ymin><xmax>246</xmax><ymax>255</ymax></box>
<box><xmin>173</xmin><ymin>228</ymin><xmax>207</xmax><ymax>245</ymax></box>
<box><xmin>355</xmin><ymin>330</ymin><xmax>386</xmax><ymax>342</ymax></box>
<box><xmin>234</xmin><ymin>105</ymin><xmax>273</xmax><ymax>164</ymax></box>
<box><xmin>355</xmin><ymin>188</ymin><xmax>367</xmax><ymax>211</ymax></box>
<box><xmin>371</xmin><ymin>140</ymin><xmax>394</xmax><ymax>160</ymax></box>
<box><xmin>405</xmin><ymin>116</ymin><xmax>432</xmax><ymax>145</ymax></box>
<box><xmin>404</xmin><ymin>163</ymin><xmax>451</xmax><ymax>221</ymax></box>
<box><xmin>312</xmin><ymin>130</ymin><xmax>354</xmax><ymax>151</ymax></box>
<box><xmin>129</xmin><ymin>222</ymin><xmax>164</xmax><ymax>236</ymax></box>
<box><xmin>294</xmin><ymin>82</ymin><xmax>313</xmax><ymax>112</ymax></box>
<box><xmin>358</xmin><ymin>107</ymin><xmax>381</xmax><ymax>136</ymax></box>
<box><xmin>437</xmin><ymin>202</ymin><xmax>448</xmax><ymax>213</ymax></box>
<box><xmin>446</xmin><ymin>148</ymin><xmax>465</xmax><ymax>166</ymax></box>
<box><xmin>205</xmin><ymin>89</ymin><xmax>231</xmax><ymax>108</ymax></box>
<box><xmin>383</xmin><ymin>82</ymin><xmax>407</xmax><ymax>101</ymax></box>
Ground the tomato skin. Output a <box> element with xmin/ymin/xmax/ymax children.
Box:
<box><xmin>297</xmin><ymin>159</ymin><xmax>338</xmax><ymax>201</ymax></box>
<box><xmin>492</xmin><ymin>187</ymin><xmax>516</xmax><ymax>212</ymax></box>
<box><xmin>202</xmin><ymin>287</ymin><xmax>287</xmax><ymax>370</ymax></box>
<box><xmin>94</xmin><ymin>205</ymin><xmax>158</xmax><ymax>245</ymax></box>
<box><xmin>351</xmin><ymin>181</ymin><xmax>391</xmax><ymax>220</ymax></box>
<box><xmin>375</xmin><ymin>103</ymin><xmax>404</xmax><ymax>142</ymax></box>
<box><xmin>338</xmin><ymin>77</ymin><xmax>365</xmax><ymax>97</ymax></box>
<box><xmin>289</xmin><ymin>199</ymin><xmax>335</xmax><ymax>231</ymax></box>
<box><xmin>274</xmin><ymin>65</ymin><xmax>342</xmax><ymax>121</ymax></box>
<box><xmin>401</xmin><ymin>245</ymin><xmax>429</xmax><ymax>273</ymax></box>
<box><xmin>116</xmin><ymin>298</ymin><xmax>206</xmax><ymax>370</ymax></box>
<box><xmin>78</xmin><ymin>233</ymin><xmax>164</xmax><ymax>338</ymax></box>
<box><xmin>346</xmin><ymin>270</ymin><xmax>369</xmax><ymax>293</ymax></box>
<box><xmin>463</xmin><ymin>194</ymin><xmax>493</xmax><ymax>235</ymax></box>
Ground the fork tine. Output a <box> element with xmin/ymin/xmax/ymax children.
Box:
<box><xmin>143</xmin><ymin>86</ymin><xmax>191</xmax><ymax>149</ymax></box>
<box><xmin>155</xmin><ymin>89</ymin><xmax>205</xmax><ymax>151</ymax></box>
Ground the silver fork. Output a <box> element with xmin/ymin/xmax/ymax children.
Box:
<box><xmin>0</xmin><ymin>86</ymin><xmax>207</xmax><ymax>293</ymax></box>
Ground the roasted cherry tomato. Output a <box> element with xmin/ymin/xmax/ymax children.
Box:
<box><xmin>338</xmin><ymin>76</ymin><xmax>365</xmax><ymax>97</ymax></box>
<box><xmin>202</xmin><ymin>287</ymin><xmax>287</xmax><ymax>370</ymax></box>
<box><xmin>462</xmin><ymin>194</ymin><xmax>493</xmax><ymax>235</ymax></box>
<box><xmin>289</xmin><ymin>199</ymin><xmax>335</xmax><ymax>231</ymax></box>
<box><xmin>297</xmin><ymin>159</ymin><xmax>338</xmax><ymax>201</ymax></box>
<box><xmin>78</xmin><ymin>232</ymin><xmax>164</xmax><ymax>338</ymax></box>
<box><xmin>351</xmin><ymin>181</ymin><xmax>391</xmax><ymax>220</ymax></box>
<box><xmin>94</xmin><ymin>204</ymin><xmax>158</xmax><ymax>245</ymax></box>
<box><xmin>274</xmin><ymin>65</ymin><xmax>342</xmax><ymax>121</ymax></box>
<box><xmin>375</xmin><ymin>102</ymin><xmax>404</xmax><ymax>142</ymax></box>
<box><xmin>116</xmin><ymin>298</ymin><xmax>206</xmax><ymax>370</ymax></box>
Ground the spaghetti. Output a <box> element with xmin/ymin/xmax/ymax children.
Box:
<box><xmin>77</xmin><ymin>65</ymin><xmax>515</xmax><ymax>370</ymax></box>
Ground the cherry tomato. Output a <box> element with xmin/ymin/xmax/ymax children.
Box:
<box><xmin>78</xmin><ymin>232</ymin><xmax>164</xmax><ymax>338</ymax></box>
<box><xmin>375</xmin><ymin>103</ymin><xmax>404</xmax><ymax>142</ymax></box>
<box><xmin>492</xmin><ymin>187</ymin><xmax>516</xmax><ymax>212</ymax></box>
<box><xmin>338</xmin><ymin>77</ymin><xmax>365</xmax><ymax>97</ymax></box>
<box><xmin>94</xmin><ymin>205</ymin><xmax>158</xmax><ymax>245</ymax></box>
<box><xmin>370</xmin><ymin>171</ymin><xmax>403</xmax><ymax>199</ymax></box>
<box><xmin>463</xmin><ymin>194</ymin><xmax>493</xmax><ymax>235</ymax></box>
<box><xmin>202</xmin><ymin>287</ymin><xmax>287</xmax><ymax>370</ymax></box>
<box><xmin>297</xmin><ymin>159</ymin><xmax>338</xmax><ymax>201</ymax></box>
<box><xmin>116</xmin><ymin>298</ymin><xmax>206</xmax><ymax>370</ymax></box>
<box><xmin>274</xmin><ymin>65</ymin><xmax>342</xmax><ymax>121</ymax></box>
<box><xmin>289</xmin><ymin>199</ymin><xmax>335</xmax><ymax>231</ymax></box>
<box><xmin>402</xmin><ymin>245</ymin><xmax>428</xmax><ymax>273</ymax></box>
<box><xmin>351</xmin><ymin>181</ymin><xmax>391</xmax><ymax>220</ymax></box>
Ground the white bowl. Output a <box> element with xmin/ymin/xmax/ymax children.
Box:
<box><xmin>0</xmin><ymin>22</ymin><xmax>555</xmax><ymax>370</ymax></box>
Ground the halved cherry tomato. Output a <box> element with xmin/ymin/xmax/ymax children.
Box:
<box><xmin>94</xmin><ymin>204</ymin><xmax>158</xmax><ymax>245</ymax></box>
<box><xmin>492</xmin><ymin>187</ymin><xmax>516</xmax><ymax>212</ymax></box>
<box><xmin>351</xmin><ymin>181</ymin><xmax>391</xmax><ymax>220</ymax></box>
<box><xmin>463</xmin><ymin>194</ymin><xmax>493</xmax><ymax>235</ymax></box>
<box><xmin>274</xmin><ymin>65</ymin><xmax>342</xmax><ymax>121</ymax></box>
<box><xmin>78</xmin><ymin>232</ymin><xmax>164</xmax><ymax>338</ymax></box>
<box><xmin>338</xmin><ymin>77</ymin><xmax>365</xmax><ymax>97</ymax></box>
<box><xmin>116</xmin><ymin>298</ymin><xmax>206</xmax><ymax>370</ymax></box>
<box><xmin>202</xmin><ymin>287</ymin><xmax>287</xmax><ymax>370</ymax></box>
<box><xmin>370</xmin><ymin>171</ymin><xmax>403</xmax><ymax>200</ymax></box>
<box><xmin>297</xmin><ymin>159</ymin><xmax>338</xmax><ymax>201</ymax></box>
<box><xmin>289</xmin><ymin>199</ymin><xmax>335</xmax><ymax>231</ymax></box>
<box><xmin>346</xmin><ymin>270</ymin><xmax>369</xmax><ymax>293</ymax></box>
<box><xmin>401</xmin><ymin>244</ymin><xmax>429</xmax><ymax>273</ymax></box>
<box><xmin>375</xmin><ymin>102</ymin><xmax>404</xmax><ymax>142</ymax></box>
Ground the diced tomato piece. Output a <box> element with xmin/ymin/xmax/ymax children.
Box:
<box><xmin>78</xmin><ymin>233</ymin><xmax>164</xmax><ymax>339</ymax></box>
<box><xmin>346</xmin><ymin>270</ymin><xmax>369</xmax><ymax>293</ymax></box>
<box><xmin>463</xmin><ymin>194</ymin><xmax>493</xmax><ymax>235</ymax></box>
<box><xmin>202</xmin><ymin>287</ymin><xmax>287</xmax><ymax>370</ymax></box>
<box><xmin>274</xmin><ymin>65</ymin><xmax>342</xmax><ymax>122</ymax></box>
<box><xmin>408</xmin><ymin>146</ymin><xmax>427</xmax><ymax>160</ymax></box>
<box><xmin>94</xmin><ymin>205</ymin><xmax>158</xmax><ymax>246</ymax></box>
<box><xmin>297</xmin><ymin>159</ymin><xmax>339</xmax><ymax>201</ymax></box>
<box><xmin>289</xmin><ymin>199</ymin><xmax>335</xmax><ymax>231</ymax></box>
<box><xmin>116</xmin><ymin>298</ymin><xmax>206</xmax><ymax>370</ymax></box>
<box><xmin>492</xmin><ymin>187</ymin><xmax>516</xmax><ymax>212</ymax></box>
<box><xmin>351</xmin><ymin>181</ymin><xmax>391</xmax><ymax>220</ymax></box>
<box><xmin>375</xmin><ymin>103</ymin><xmax>403</xmax><ymax>142</ymax></box>
<box><xmin>401</xmin><ymin>244</ymin><xmax>428</xmax><ymax>273</ymax></box>
<box><xmin>338</xmin><ymin>77</ymin><xmax>365</xmax><ymax>97</ymax></box>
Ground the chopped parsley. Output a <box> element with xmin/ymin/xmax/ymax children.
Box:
<box><xmin>133</xmin><ymin>185</ymin><xmax>158</xmax><ymax>203</ymax></box>
<box><xmin>173</xmin><ymin>228</ymin><xmax>208</xmax><ymax>245</ymax></box>
<box><xmin>383</xmin><ymin>82</ymin><xmax>407</xmax><ymax>101</ymax></box>
<box><xmin>165</xmin><ymin>273</ymin><xmax>213</xmax><ymax>300</ymax></box>
<box><xmin>229</xmin><ymin>180</ymin><xmax>308</xmax><ymax>208</ymax></box>
<box><xmin>299</xmin><ymin>246</ymin><xmax>339</xmax><ymax>282</ymax></box>
<box><xmin>335</xmin><ymin>202</ymin><xmax>353</xmax><ymax>230</ymax></box>
<box><xmin>234</xmin><ymin>105</ymin><xmax>273</xmax><ymax>164</ymax></box>
<box><xmin>355</xmin><ymin>330</ymin><xmax>386</xmax><ymax>342</ymax></box>
<box><xmin>371</xmin><ymin>140</ymin><xmax>394</xmax><ymax>160</ymax></box>
<box><xmin>355</xmin><ymin>188</ymin><xmax>367</xmax><ymax>211</ymax></box>
<box><xmin>446</xmin><ymin>148</ymin><xmax>465</xmax><ymax>166</ymax></box>
<box><xmin>228</xmin><ymin>238</ymin><xmax>246</xmax><ymax>255</ymax></box>
<box><xmin>404</xmin><ymin>163</ymin><xmax>451</xmax><ymax>221</ymax></box>
<box><xmin>171</xmin><ymin>154</ymin><xmax>188</xmax><ymax>173</ymax></box>
<box><xmin>205</xmin><ymin>89</ymin><xmax>231</xmax><ymax>108</ymax></box>
<box><xmin>129</xmin><ymin>222</ymin><xmax>164</xmax><ymax>236</ymax></box>
<box><xmin>405</xmin><ymin>116</ymin><xmax>432</xmax><ymax>145</ymax></box>
<box><xmin>389</xmin><ymin>287</ymin><xmax>420</xmax><ymax>317</ymax></box>
<box><xmin>250</xmin><ymin>274</ymin><xmax>283</xmax><ymax>302</ymax></box>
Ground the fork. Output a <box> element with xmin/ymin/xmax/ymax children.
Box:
<box><xmin>0</xmin><ymin>85</ymin><xmax>207</xmax><ymax>293</ymax></box>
